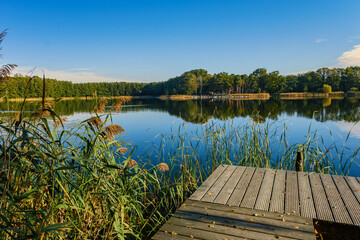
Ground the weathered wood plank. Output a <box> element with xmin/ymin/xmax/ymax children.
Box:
<box><xmin>159</xmin><ymin>222</ymin><xmax>246</xmax><ymax>240</ymax></box>
<box><xmin>309</xmin><ymin>173</ymin><xmax>334</xmax><ymax>221</ymax></box>
<box><xmin>298</xmin><ymin>172</ymin><xmax>316</xmax><ymax>218</ymax></box>
<box><xmin>169</xmin><ymin>216</ymin><xmax>303</xmax><ymax>240</ymax></box>
<box><xmin>269</xmin><ymin>169</ymin><xmax>286</xmax><ymax>213</ymax></box>
<box><xmin>189</xmin><ymin>165</ymin><xmax>227</xmax><ymax>201</ymax></box>
<box><xmin>201</xmin><ymin>165</ymin><xmax>237</xmax><ymax>202</ymax></box>
<box><xmin>332</xmin><ymin>175</ymin><xmax>360</xmax><ymax>226</ymax></box>
<box><xmin>179</xmin><ymin>204</ymin><xmax>315</xmax><ymax>233</ymax></box>
<box><xmin>240</xmin><ymin>168</ymin><xmax>266</xmax><ymax>209</ymax></box>
<box><xmin>213</xmin><ymin>166</ymin><xmax>246</xmax><ymax>204</ymax></box>
<box><xmin>155</xmin><ymin>165</ymin><xmax>360</xmax><ymax>239</ymax></box>
<box><xmin>184</xmin><ymin>199</ymin><xmax>313</xmax><ymax>225</ymax></box>
<box><xmin>227</xmin><ymin>167</ymin><xmax>255</xmax><ymax>206</ymax></box>
<box><xmin>345</xmin><ymin>176</ymin><xmax>360</xmax><ymax>204</ymax></box>
<box><xmin>152</xmin><ymin>230</ymin><xmax>199</xmax><ymax>240</ymax></box>
<box><xmin>285</xmin><ymin>170</ymin><xmax>300</xmax><ymax>215</ymax></box>
<box><xmin>254</xmin><ymin>169</ymin><xmax>276</xmax><ymax>211</ymax></box>
<box><xmin>175</xmin><ymin>210</ymin><xmax>315</xmax><ymax>240</ymax></box>
<box><xmin>320</xmin><ymin>174</ymin><xmax>352</xmax><ymax>224</ymax></box>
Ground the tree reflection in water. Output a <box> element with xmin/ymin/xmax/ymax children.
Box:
<box><xmin>1</xmin><ymin>97</ymin><xmax>360</xmax><ymax>124</ymax></box>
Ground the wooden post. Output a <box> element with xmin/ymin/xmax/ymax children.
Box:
<box><xmin>295</xmin><ymin>151</ymin><xmax>303</xmax><ymax>172</ymax></box>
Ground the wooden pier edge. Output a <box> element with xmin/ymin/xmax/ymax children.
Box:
<box><xmin>152</xmin><ymin>165</ymin><xmax>360</xmax><ymax>239</ymax></box>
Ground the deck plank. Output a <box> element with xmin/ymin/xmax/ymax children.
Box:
<box><xmin>269</xmin><ymin>169</ymin><xmax>286</xmax><ymax>213</ymax></box>
<box><xmin>285</xmin><ymin>170</ymin><xmax>300</xmax><ymax>215</ymax></box>
<box><xmin>298</xmin><ymin>172</ymin><xmax>316</xmax><ymax>218</ymax></box>
<box><xmin>254</xmin><ymin>169</ymin><xmax>276</xmax><ymax>211</ymax></box>
<box><xmin>320</xmin><ymin>174</ymin><xmax>352</xmax><ymax>224</ymax></box>
<box><xmin>345</xmin><ymin>176</ymin><xmax>360</xmax><ymax>204</ymax></box>
<box><xmin>179</xmin><ymin>203</ymin><xmax>315</xmax><ymax>233</ymax></box>
<box><xmin>152</xmin><ymin>231</ymin><xmax>199</xmax><ymax>240</ymax></box>
<box><xmin>213</xmin><ymin>166</ymin><xmax>246</xmax><ymax>204</ymax></box>
<box><xmin>332</xmin><ymin>175</ymin><xmax>360</xmax><ymax>226</ymax></box>
<box><xmin>155</xmin><ymin>165</ymin><xmax>359</xmax><ymax>239</ymax></box>
<box><xmin>174</xmin><ymin>210</ymin><xmax>315</xmax><ymax>240</ymax></box>
<box><xmin>189</xmin><ymin>165</ymin><xmax>227</xmax><ymax>201</ymax></box>
<box><xmin>344</xmin><ymin>177</ymin><xmax>360</xmax><ymax>208</ymax></box>
<box><xmin>227</xmin><ymin>167</ymin><xmax>255</xmax><ymax>206</ymax></box>
<box><xmin>201</xmin><ymin>165</ymin><xmax>237</xmax><ymax>202</ymax></box>
<box><xmin>240</xmin><ymin>168</ymin><xmax>266</xmax><ymax>209</ymax></box>
<box><xmin>309</xmin><ymin>173</ymin><xmax>334</xmax><ymax>221</ymax></box>
<box><xmin>168</xmin><ymin>216</ymin><xmax>299</xmax><ymax>240</ymax></box>
<box><xmin>158</xmin><ymin>222</ymin><xmax>246</xmax><ymax>240</ymax></box>
<box><xmin>184</xmin><ymin>199</ymin><xmax>314</xmax><ymax>225</ymax></box>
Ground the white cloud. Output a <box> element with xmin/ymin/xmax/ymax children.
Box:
<box><xmin>315</xmin><ymin>38</ymin><xmax>327</xmax><ymax>43</ymax></box>
<box><xmin>70</xmin><ymin>68</ymin><xmax>94</xmax><ymax>71</ymax></box>
<box><xmin>337</xmin><ymin>44</ymin><xmax>360</xmax><ymax>67</ymax></box>
<box><xmin>285</xmin><ymin>69</ymin><xmax>317</xmax><ymax>76</ymax></box>
<box><xmin>12</xmin><ymin>66</ymin><xmax>137</xmax><ymax>83</ymax></box>
<box><xmin>335</xmin><ymin>121</ymin><xmax>360</xmax><ymax>139</ymax></box>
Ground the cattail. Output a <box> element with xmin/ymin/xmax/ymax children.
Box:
<box><xmin>157</xmin><ymin>163</ymin><xmax>169</xmax><ymax>172</ymax></box>
<box><xmin>87</xmin><ymin>117</ymin><xmax>103</xmax><ymax>127</ymax></box>
<box><xmin>101</xmin><ymin>124</ymin><xmax>125</xmax><ymax>139</ymax></box>
<box><xmin>125</xmin><ymin>159</ymin><xmax>137</xmax><ymax>168</ymax></box>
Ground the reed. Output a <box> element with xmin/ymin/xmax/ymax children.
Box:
<box><xmin>0</xmin><ymin>106</ymin><xmax>358</xmax><ymax>239</ymax></box>
<box><xmin>146</xmin><ymin>119</ymin><xmax>358</xmax><ymax>177</ymax></box>
<box><xmin>0</xmin><ymin>113</ymin><xmax>188</xmax><ymax>239</ymax></box>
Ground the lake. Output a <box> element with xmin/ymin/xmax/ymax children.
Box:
<box><xmin>1</xmin><ymin>97</ymin><xmax>360</xmax><ymax>176</ymax></box>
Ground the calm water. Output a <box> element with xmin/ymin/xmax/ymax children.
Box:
<box><xmin>1</xmin><ymin>97</ymin><xmax>360</xmax><ymax>176</ymax></box>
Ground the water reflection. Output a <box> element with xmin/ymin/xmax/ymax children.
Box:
<box><xmin>1</xmin><ymin>97</ymin><xmax>359</xmax><ymax>176</ymax></box>
<box><xmin>1</xmin><ymin>97</ymin><xmax>360</xmax><ymax>124</ymax></box>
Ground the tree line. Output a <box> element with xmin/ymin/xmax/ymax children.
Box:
<box><xmin>1</xmin><ymin>67</ymin><xmax>360</xmax><ymax>98</ymax></box>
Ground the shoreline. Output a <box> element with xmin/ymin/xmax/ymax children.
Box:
<box><xmin>1</xmin><ymin>91</ymin><xmax>359</xmax><ymax>102</ymax></box>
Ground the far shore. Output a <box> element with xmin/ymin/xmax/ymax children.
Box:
<box><xmin>1</xmin><ymin>91</ymin><xmax>360</xmax><ymax>102</ymax></box>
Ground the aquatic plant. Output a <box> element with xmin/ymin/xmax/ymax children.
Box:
<box><xmin>0</xmin><ymin>102</ymin><xmax>358</xmax><ymax>239</ymax></box>
<box><xmin>0</xmin><ymin>112</ymin><xmax>190</xmax><ymax>239</ymax></box>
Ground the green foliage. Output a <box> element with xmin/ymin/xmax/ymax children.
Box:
<box><xmin>1</xmin><ymin>66</ymin><xmax>360</xmax><ymax>98</ymax></box>
<box><xmin>323</xmin><ymin>84</ymin><xmax>332</xmax><ymax>93</ymax></box>
<box><xmin>0</xmin><ymin>114</ymin><xmax>193</xmax><ymax>239</ymax></box>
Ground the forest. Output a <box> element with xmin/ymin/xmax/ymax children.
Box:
<box><xmin>1</xmin><ymin>67</ymin><xmax>360</xmax><ymax>98</ymax></box>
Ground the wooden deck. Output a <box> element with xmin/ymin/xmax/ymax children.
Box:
<box><xmin>152</xmin><ymin>165</ymin><xmax>360</xmax><ymax>239</ymax></box>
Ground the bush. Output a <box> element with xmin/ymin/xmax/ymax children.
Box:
<box><xmin>323</xmin><ymin>84</ymin><xmax>332</xmax><ymax>93</ymax></box>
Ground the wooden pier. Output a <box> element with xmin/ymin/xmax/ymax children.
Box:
<box><xmin>152</xmin><ymin>165</ymin><xmax>360</xmax><ymax>239</ymax></box>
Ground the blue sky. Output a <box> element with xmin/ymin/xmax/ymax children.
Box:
<box><xmin>1</xmin><ymin>0</ymin><xmax>360</xmax><ymax>82</ymax></box>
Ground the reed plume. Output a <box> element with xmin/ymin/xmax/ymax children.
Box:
<box><xmin>157</xmin><ymin>163</ymin><xmax>169</xmax><ymax>172</ymax></box>
<box><xmin>87</xmin><ymin>116</ymin><xmax>103</xmax><ymax>127</ymax></box>
<box><xmin>0</xmin><ymin>29</ymin><xmax>17</xmax><ymax>82</ymax></box>
<box><xmin>112</xmin><ymin>96</ymin><xmax>132</xmax><ymax>112</ymax></box>
<box><xmin>94</xmin><ymin>98</ymin><xmax>107</xmax><ymax>113</ymax></box>
<box><xmin>126</xmin><ymin>159</ymin><xmax>138</xmax><ymax>168</ymax></box>
<box><xmin>101</xmin><ymin>124</ymin><xmax>125</xmax><ymax>139</ymax></box>
<box><xmin>116</xmin><ymin>147</ymin><xmax>129</xmax><ymax>154</ymax></box>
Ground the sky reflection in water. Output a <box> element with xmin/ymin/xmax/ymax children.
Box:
<box><xmin>1</xmin><ymin>98</ymin><xmax>359</xmax><ymax>176</ymax></box>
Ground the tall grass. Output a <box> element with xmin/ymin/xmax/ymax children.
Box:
<box><xmin>146</xmin><ymin>117</ymin><xmax>359</xmax><ymax>183</ymax></box>
<box><xmin>0</xmin><ymin>112</ymin><xmax>190</xmax><ymax>239</ymax></box>
<box><xmin>0</xmin><ymin>106</ymin><xmax>359</xmax><ymax>239</ymax></box>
